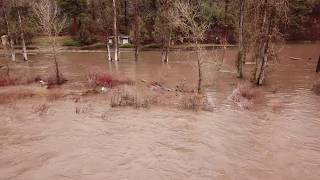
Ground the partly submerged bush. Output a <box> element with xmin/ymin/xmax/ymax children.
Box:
<box><xmin>0</xmin><ymin>76</ymin><xmax>17</xmax><ymax>87</ymax></box>
<box><xmin>230</xmin><ymin>82</ymin><xmax>263</xmax><ymax>109</ymax></box>
<box><xmin>180</xmin><ymin>93</ymin><xmax>209</xmax><ymax>111</ymax></box>
<box><xmin>87</xmin><ymin>73</ymin><xmax>134</xmax><ymax>89</ymax></box>
<box><xmin>0</xmin><ymin>74</ymin><xmax>40</xmax><ymax>87</ymax></box>
<box><xmin>119</xmin><ymin>43</ymin><xmax>134</xmax><ymax>48</ymax></box>
<box><xmin>110</xmin><ymin>86</ymin><xmax>150</xmax><ymax>108</ymax></box>
<box><xmin>63</xmin><ymin>39</ymin><xmax>83</xmax><ymax>47</ymax></box>
<box><xmin>313</xmin><ymin>81</ymin><xmax>320</xmax><ymax>95</ymax></box>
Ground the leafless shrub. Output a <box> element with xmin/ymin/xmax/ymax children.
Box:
<box><xmin>230</xmin><ymin>81</ymin><xmax>264</xmax><ymax>109</ymax></box>
<box><xmin>86</xmin><ymin>72</ymin><xmax>135</xmax><ymax>89</ymax></box>
<box><xmin>110</xmin><ymin>86</ymin><xmax>150</xmax><ymax>108</ymax></box>
<box><xmin>179</xmin><ymin>93</ymin><xmax>209</xmax><ymax>111</ymax></box>
<box><xmin>33</xmin><ymin>104</ymin><xmax>50</xmax><ymax>116</ymax></box>
<box><xmin>39</xmin><ymin>74</ymin><xmax>67</xmax><ymax>88</ymax></box>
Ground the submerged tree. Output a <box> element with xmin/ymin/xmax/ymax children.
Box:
<box><xmin>95</xmin><ymin>0</ymin><xmax>113</xmax><ymax>61</ymax></box>
<box><xmin>236</xmin><ymin>0</ymin><xmax>246</xmax><ymax>78</ymax></box>
<box><xmin>17</xmin><ymin>7</ymin><xmax>28</xmax><ymax>61</ymax></box>
<box><xmin>1</xmin><ymin>0</ymin><xmax>16</xmax><ymax>61</ymax></box>
<box><xmin>248</xmin><ymin>0</ymin><xmax>288</xmax><ymax>85</ymax></box>
<box><xmin>154</xmin><ymin>0</ymin><xmax>174</xmax><ymax>62</ymax></box>
<box><xmin>32</xmin><ymin>0</ymin><xmax>66</xmax><ymax>84</ymax></box>
<box><xmin>131</xmin><ymin>0</ymin><xmax>143</xmax><ymax>61</ymax></box>
<box><xmin>170</xmin><ymin>0</ymin><xmax>210</xmax><ymax>93</ymax></box>
<box><xmin>112</xmin><ymin>0</ymin><xmax>119</xmax><ymax>61</ymax></box>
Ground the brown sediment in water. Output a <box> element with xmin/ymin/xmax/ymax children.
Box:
<box><xmin>0</xmin><ymin>43</ymin><xmax>320</xmax><ymax>180</ymax></box>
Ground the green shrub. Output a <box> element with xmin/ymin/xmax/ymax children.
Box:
<box><xmin>63</xmin><ymin>39</ymin><xmax>82</xmax><ymax>47</ymax></box>
<box><xmin>119</xmin><ymin>43</ymin><xmax>134</xmax><ymax>48</ymax></box>
<box><xmin>143</xmin><ymin>43</ymin><xmax>162</xmax><ymax>49</ymax></box>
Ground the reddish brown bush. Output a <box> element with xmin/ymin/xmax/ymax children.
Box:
<box><xmin>0</xmin><ymin>76</ymin><xmax>17</xmax><ymax>87</ymax></box>
<box><xmin>87</xmin><ymin>73</ymin><xmax>134</xmax><ymax>89</ymax></box>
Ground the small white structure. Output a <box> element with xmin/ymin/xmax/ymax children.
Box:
<box><xmin>1</xmin><ymin>35</ymin><xmax>8</xmax><ymax>47</ymax></box>
<box><xmin>108</xmin><ymin>35</ymin><xmax>130</xmax><ymax>45</ymax></box>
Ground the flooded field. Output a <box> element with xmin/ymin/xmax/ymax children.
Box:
<box><xmin>0</xmin><ymin>43</ymin><xmax>320</xmax><ymax>180</ymax></box>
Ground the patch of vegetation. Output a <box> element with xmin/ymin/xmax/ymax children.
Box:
<box><xmin>119</xmin><ymin>43</ymin><xmax>134</xmax><ymax>48</ymax></box>
<box><xmin>86</xmin><ymin>73</ymin><xmax>134</xmax><ymax>89</ymax></box>
<box><xmin>230</xmin><ymin>82</ymin><xmax>264</xmax><ymax>109</ymax></box>
<box><xmin>143</xmin><ymin>43</ymin><xmax>162</xmax><ymax>49</ymax></box>
<box><xmin>110</xmin><ymin>86</ymin><xmax>150</xmax><ymax>108</ymax></box>
<box><xmin>179</xmin><ymin>93</ymin><xmax>208</xmax><ymax>111</ymax></box>
<box><xmin>63</xmin><ymin>39</ymin><xmax>83</xmax><ymax>47</ymax></box>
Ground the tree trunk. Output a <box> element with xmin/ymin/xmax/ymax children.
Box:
<box><xmin>162</xmin><ymin>32</ymin><xmax>171</xmax><ymax>62</ymax></box>
<box><xmin>4</xmin><ymin>11</ymin><xmax>15</xmax><ymax>61</ymax></box>
<box><xmin>133</xmin><ymin>8</ymin><xmax>140</xmax><ymax>61</ymax></box>
<box><xmin>72</xmin><ymin>16</ymin><xmax>78</xmax><ymax>36</ymax></box>
<box><xmin>195</xmin><ymin>43</ymin><xmax>202</xmax><ymax>93</ymax></box>
<box><xmin>51</xmin><ymin>34</ymin><xmax>61</xmax><ymax>84</ymax></box>
<box><xmin>237</xmin><ymin>0</ymin><xmax>245</xmax><ymax>78</ymax></box>
<box><xmin>18</xmin><ymin>10</ymin><xmax>28</xmax><ymax>61</ymax></box>
<box><xmin>255</xmin><ymin>0</ymin><xmax>271</xmax><ymax>85</ymax></box>
<box><xmin>112</xmin><ymin>0</ymin><xmax>119</xmax><ymax>61</ymax></box>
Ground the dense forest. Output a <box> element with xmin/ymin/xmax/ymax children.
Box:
<box><xmin>1</xmin><ymin>0</ymin><xmax>319</xmax><ymax>46</ymax></box>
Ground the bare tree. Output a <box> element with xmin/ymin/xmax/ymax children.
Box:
<box><xmin>170</xmin><ymin>0</ymin><xmax>210</xmax><ymax>93</ymax></box>
<box><xmin>112</xmin><ymin>0</ymin><xmax>119</xmax><ymax>61</ymax></box>
<box><xmin>247</xmin><ymin>0</ymin><xmax>288</xmax><ymax>85</ymax></box>
<box><xmin>154</xmin><ymin>0</ymin><xmax>173</xmax><ymax>62</ymax></box>
<box><xmin>236</xmin><ymin>0</ymin><xmax>246</xmax><ymax>78</ymax></box>
<box><xmin>96</xmin><ymin>0</ymin><xmax>112</xmax><ymax>61</ymax></box>
<box><xmin>32</xmin><ymin>0</ymin><xmax>66</xmax><ymax>84</ymax></box>
<box><xmin>2</xmin><ymin>1</ymin><xmax>16</xmax><ymax>61</ymax></box>
<box><xmin>17</xmin><ymin>9</ymin><xmax>28</xmax><ymax>61</ymax></box>
<box><xmin>132</xmin><ymin>0</ymin><xmax>143</xmax><ymax>61</ymax></box>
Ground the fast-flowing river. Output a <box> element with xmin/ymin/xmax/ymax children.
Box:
<box><xmin>0</xmin><ymin>43</ymin><xmax>319</xmax><ymax>180</ymax></box>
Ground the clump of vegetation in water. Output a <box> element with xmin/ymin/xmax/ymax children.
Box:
<box><xmin>110</xmin><ymin>86</ymin><xmax>150</xmax><ymax>108</ymax></box>
<box><xmin>0</xmin><ymin>76</ymin><xmax>18</xmax><ymax>87</ymax></box>
<box><xmin>86</xmin><ymin>73</ymin><xmax>134</xmax><ymax>89</ymax></box>
<box><xmin>179</xmin><ymin>93</ymin><xmax>210</xmax><ymax>111</ymax></box>
<box><xmin>230</xmin><ymin>82</ymin><xmax>264</xmax><ymax>109</ymax></box>
<box><xmin>313</xmin><ymin>82</ymin><xmax>320</xmax><ymax>95</ymax></box>
<box><xmin>0</xmin><ymin>74</ymin><xmax>45</xmax><ymax>87</ymax></box>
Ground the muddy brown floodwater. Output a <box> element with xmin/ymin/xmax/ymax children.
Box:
<box><xmin>0</xmin><ymin>43</ymin><xmax>320</xmax><ymax>180</ymax></box>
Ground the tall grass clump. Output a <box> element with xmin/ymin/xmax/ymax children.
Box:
<box><xmin>110</xmin><ymin>86</ymin><xmax>150</xmax><ymax>108</ymax></box>
<box><xmin>180</xmin><ymin>93</ymin><xmax>208</xmax><ymax>111</ymax></box>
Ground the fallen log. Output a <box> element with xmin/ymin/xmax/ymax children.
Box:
<box><xmin>289</xmin><ymin>57</ymin><xmax>304</xmax><ymax>61</ymax></box>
